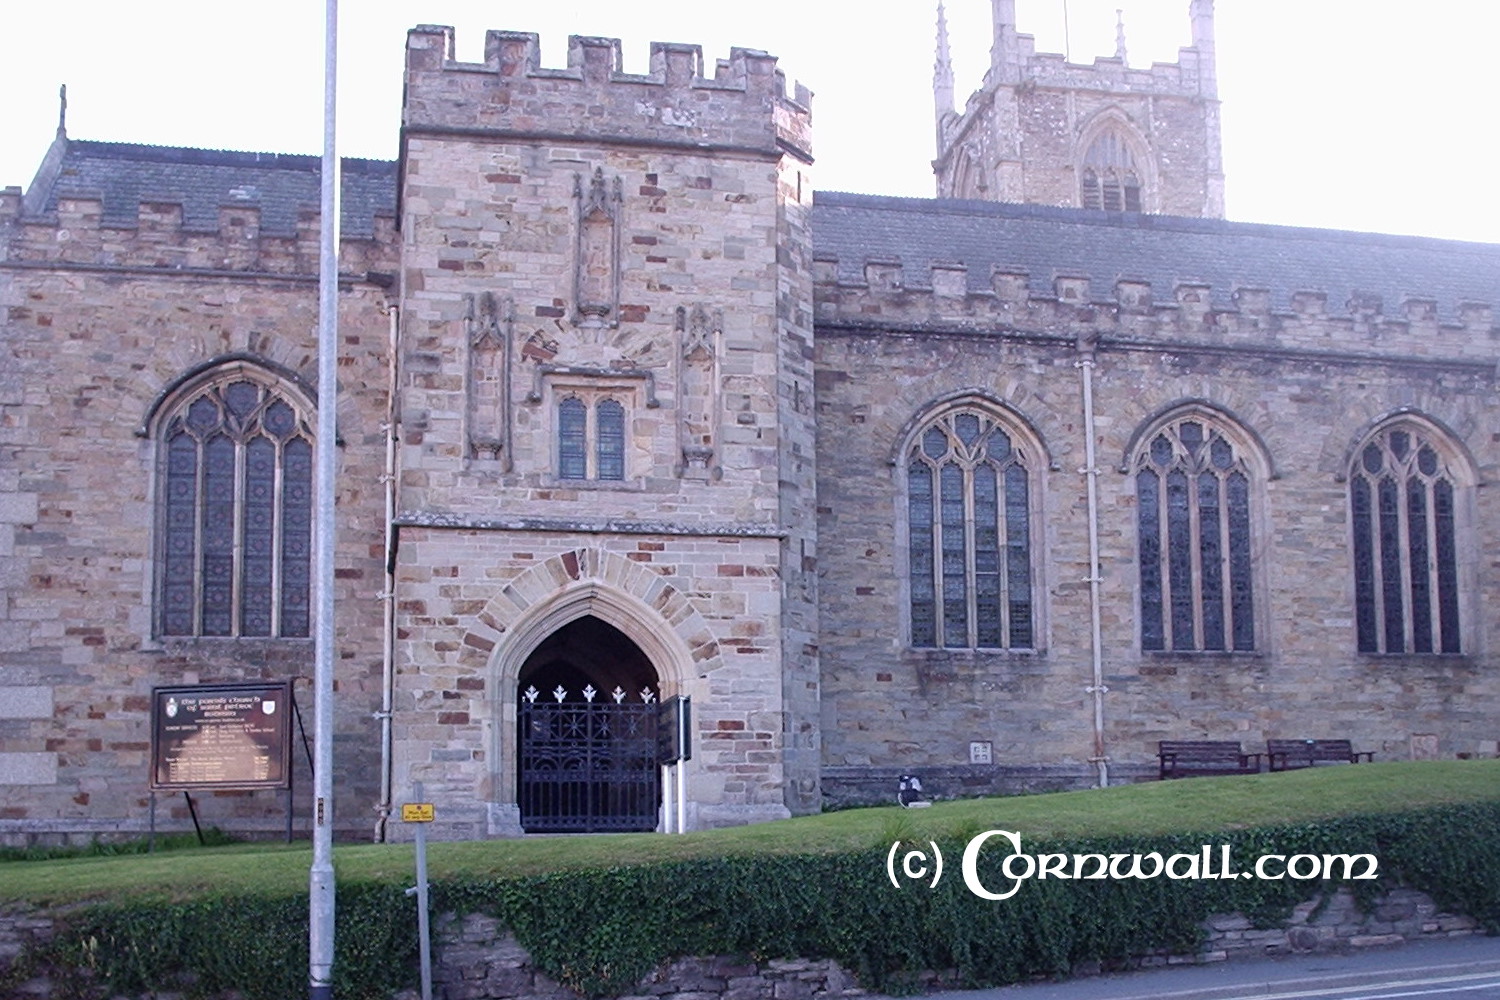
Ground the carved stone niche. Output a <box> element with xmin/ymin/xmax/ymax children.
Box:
<box><xmin>466</xmin><ymin>291</ymin><xmax>512</xmax><ymax>468</ymax></box>
<box><xmin>676</xmin><ymin>304</ymin><xmax>722</xmax><ymax>480</ymax></box>
<box><xmin>574</xmin><ymin>167</ymin><xmax>622</xmax><ymax>327</ymax></box>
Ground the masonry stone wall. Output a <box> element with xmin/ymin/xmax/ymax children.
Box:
<box><xmin>813</xmin><ymin>263</ymin><xmax>1500</xmax><ymax>798</ymax></box>
<box><xmin>2</xmin><ymin>888</ymin><xmax>1477</xmax><ymax>999</ymax></box>
<box><xmin>0</xmin><ymin>199</ymin><xmax>397</xmax><ymax>843</ymax></box>
<box><xmin>388</xmin><ymin>533</ymin><xmax>791</xmax><ymax>837</ymax></box>
<box><xmin>392</xmin><ymin>27</ymin><xmax>818</xmax><ymax>829</ymax></box>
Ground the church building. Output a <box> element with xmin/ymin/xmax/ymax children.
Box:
<box><xmin>2</xmin><ymin>1</ymin><xmax>1497</xmax><ymax>843</ymax></box>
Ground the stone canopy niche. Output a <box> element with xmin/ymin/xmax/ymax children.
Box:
<box><xmin>466</xmin><ymin>291</ymin><xmax>513</xmax><ymax>466</ymax></box>
<box><xmin>677</xmin><ymin>303</ymin><xmax>722</xmax><ymax>480</ymax></box>
<box><xmin>574</xmin><ymin>167</ymin><xmax>622</xmax><ymax>327</ymax></box>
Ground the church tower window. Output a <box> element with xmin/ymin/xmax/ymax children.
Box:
<box><xmin>1134</xmin><ymin>414</ymin><xmax>1257</xmax><ymax>652</ymax></box>
<box><xmin>557</xmin><ymin>395</ymin><xmax>627</xmax><ymax>482</ymax></box>
<box><xmin>906</xmin><ymin>407</ymin><xmax>1035</xmax><ymax>650</ymax></box>
<box><xmin>1349</xmin><ymin>422</ymin><xmax>1466</xmax><ymax>654</ymax></box>
<box><xmin>1080</xmin><ymin>129</ymin><xmax>1143</xmax><ymax>212</ymax></box>
<box><xmin>156</xmin><ymin>372</ymin><xmax>313</xmax><ymax>638</ymax></box>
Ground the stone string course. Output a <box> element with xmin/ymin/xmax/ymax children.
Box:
<box><xmin>0</xmin><ymin>889</ymin><xmax>1479</xmax><ymax>1000</ymax></box>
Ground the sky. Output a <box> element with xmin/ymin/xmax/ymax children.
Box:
<box><xmin>1</xmin><ymin>1</ymin><xmax>1496</xmax><ymax>244</ymax></box>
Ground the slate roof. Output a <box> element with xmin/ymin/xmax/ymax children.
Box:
<box><xmin>26</xmin><ymin>140</ymin><xmax>397</xmax><ymax>240</ymax></box>
<box><xmin>21</xmin><ymin>142</ymin><xmax>1500</xmax><ymax>322</ymax></box>
<box><xmin>811</xmin><ymin>192</ymin><xmax>1500</xmax><ymax>323</ymax></box>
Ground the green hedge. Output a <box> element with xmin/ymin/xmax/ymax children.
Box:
<box><xmin>13</xmin><ymin>802</ymin><xmax>1500</xmax><ymax>1000</ymax></box>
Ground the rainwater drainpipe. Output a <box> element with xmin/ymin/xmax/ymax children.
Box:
<box><xmin>1076</xmin><ymin>332</ymin><xmax>1110</xmax><ymax>788</ymax></box>
<box><xmin>374</xmin><ymin>301</ymin><xmax>399</xmax><ymax>842</ymax></box>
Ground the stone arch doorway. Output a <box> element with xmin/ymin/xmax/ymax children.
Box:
<box><xmin>516</xmin><ymin>616</ymin><xmax>661</xmax><ymax>833</ymax></box>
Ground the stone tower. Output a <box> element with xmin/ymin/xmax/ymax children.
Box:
<box><xmin>392</xmin><ymin>27</ymin><xmax>819</xmax><ymax>835</ymax></box>
<box><xmin>933</xmin><ymin>0</ymin><xmax>1224</xmax><ymax>217</ymax></box>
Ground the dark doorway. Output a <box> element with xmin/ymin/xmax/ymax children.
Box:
<box><xmin>517</xmin><ymin>616</ymin><xmax>660</xmax><ymax>833</ymax></box>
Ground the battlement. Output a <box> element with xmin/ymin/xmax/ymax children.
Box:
<box><xmin>2</xmin><ymin>138</ymin><xmax>397</xmax><ymax>276</ymax></box>
<box><xmin>2</xmin><ymin>194</ymin><xmax>396</xmax><ymax>276</ymax></box>
<box><xmin>989</xmin><ymin>32</ymin><xmax>1209</xmax><ymax>97</ymax></box>
<box><xmin>0</xmin><ymin>187</ymin><xmax>20</xmax><ymax>233</ymax></box>
<box><xmin>404</xmin><ymin>26</ymin><xmax>812</xmax><ymax>163</ymax></box>
<box><xmin>813</xmin><ymin>256</ymin><xmax>1499</xmax><ymax>364</ymax></box>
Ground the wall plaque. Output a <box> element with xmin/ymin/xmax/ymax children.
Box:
<box><xmin>150</xmin><ymin>681</ymin><xmax>292</xmax><ymax>790</ymax></box>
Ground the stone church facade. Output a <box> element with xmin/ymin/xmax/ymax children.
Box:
<box><xmin>2</xmin><ymin>2</ymin><xmax>1497</xmax><ymax>843</ymax></box>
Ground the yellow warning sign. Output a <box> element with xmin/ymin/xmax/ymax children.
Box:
<box><xmin>401</xmin><ymin>802</ymin><xmax>435</xmax><ymax>823</ymax></box>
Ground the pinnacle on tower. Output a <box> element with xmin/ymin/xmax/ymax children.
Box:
<box><xmin>934</xmin><ymin>1</ymin><xmax>955</xmax><ymax>120</ymax></box>
<box><xmin>991</xmin><ymin>0</ymin><xmax>1020</xmax><ymax>81</ymax></box>
<box><xmin>1189</xmin><ymin>0</ymin><xmax>1217</xmax><ymax>97</ymax></box>
<box><xmin>1115</xmin><ymin>10</ymin><xmax>1128</xmax><ymax>63</ymax></box>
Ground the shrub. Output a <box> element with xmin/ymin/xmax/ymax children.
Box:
<box><xmin>13</xmin><ymin>802</ymin><xmax>1500</xmax><ymax>999</ymax></box>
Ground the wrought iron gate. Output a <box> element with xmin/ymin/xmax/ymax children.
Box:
<box><xmin>518</xmin><ymin>683</ymin><xmax>659</xmax><ymax>833</ymax></box>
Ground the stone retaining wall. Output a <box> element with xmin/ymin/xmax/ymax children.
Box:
<box><xmin>0</xmin><ymin>888</ymin><xmax>1480</xmax><ymax>1000</ymax></box>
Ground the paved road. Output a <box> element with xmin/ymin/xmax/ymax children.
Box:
<box><xmin>890</xmin><ymin>934</ymin><xmax>1500</xmax><ymax>1000</ymax></box>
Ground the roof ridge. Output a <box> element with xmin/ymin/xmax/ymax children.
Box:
<box><xmin>811</xmin><ymin>190</ymin><xmax>1500</xmax><ymax>252</ymax></box>
<box><xmin>67</xmin><ymin>139</ymin><xmax>395</xmax><ymax>172</ymax></box>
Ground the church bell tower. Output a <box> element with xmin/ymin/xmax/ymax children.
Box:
<box><xmin>933</xmin><ymin>0</ymin><xmax>1223</xmax><ymax>218</ymax></box>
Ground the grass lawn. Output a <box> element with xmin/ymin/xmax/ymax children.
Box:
<box><xmin>3</xmin><ymin>759</ymin><xmax>1496</xmax><ymax>907</ymax></box>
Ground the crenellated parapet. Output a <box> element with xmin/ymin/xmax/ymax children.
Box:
<box><xmin>973</xmin><ymin>39</ymin><xmax>1212</xmax><ymax>103</ymax></box>
<box><xmin>404</xmin><ymin>26</ymin><xmax>813</xmax><ymax>163</ymax></box>
<box><xmin>2</xmin><ymin>195</ymin><xmax>396</xmax><ymax>277</ymax></box>
<box><xmin>813</xmin><ymin>256</ymin><xmax>1500</xmax><ymax>365</ymax></box>
<box><xmin>0</xmin><ymin>186</ymin><xmax>19</xmax><ymax>248</ymax></box>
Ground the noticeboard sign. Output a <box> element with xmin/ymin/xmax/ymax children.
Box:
<box><xmin>150</xmin><ymin>681</ymin><xmax>293</xmax><ymax>791</ymax></box>
<box><xmin>657</xmin><ymin>695</ymin><xmax>691</xmax><ymax>765</ymax></box>
<box><xmin>401</xmin><ymin>803</ymin><xmax>435</xmax><ymax>823</ymax></box>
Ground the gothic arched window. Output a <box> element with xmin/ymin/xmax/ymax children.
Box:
<box><xmin>907</xmin><ymin>407</ymin><xmax>1035</xmax><ymax>650</ymax></box>
<box><xmin>1080</xmin><ymin>129</ymin><xmax>1143</xmax><ymax>212</ymax></box>
<box><xmin>157</xmin><ymin>373</ymin><xmax>313</xmax><ymax>638</ymax></box>
<box><xmin>1134</xmin><ymin>414</ymin><xmax>1258</xmax><ymax>652</ymax></box>
<box><xmin>1349</xmin><ymin>422</ymin><xmax>1466</xmax><ymax>654</ymax></box>
<box><xmin>557</xmin><ymin>395</ymin><xmax>627</xmax><ymax>482</ymax></box>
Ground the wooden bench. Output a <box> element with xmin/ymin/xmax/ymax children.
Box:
<box><xmin>1157</xmin><ymin>741</ymin><xmax>1262</xmax><ymax>779</ymax></box>
<box><xmin>1267</xmin><ymin>739</ymin><xmax>1374</xmax><ymax>771</ymax></box>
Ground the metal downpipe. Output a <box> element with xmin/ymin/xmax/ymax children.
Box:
<box><xmin>374</xmin><ymin>302</ymin><xmax>399</xmax><ymax>843</ymax></box>
<box><xmin>1077</xmin><ymin>336</ymin><xmax>1110</xmax><ymax>788</ymax></box>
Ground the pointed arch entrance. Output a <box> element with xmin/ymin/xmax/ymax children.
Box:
<box><xmin>516</xmin><ymin>616</ymin><xmax>661</xmax><ymax>832</ymax></box>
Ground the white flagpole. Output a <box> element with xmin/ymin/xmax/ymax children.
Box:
<box><xmin>309</xmin><ymin>0</ymin><xmax>340</xmax><ymax>996</ymax></box>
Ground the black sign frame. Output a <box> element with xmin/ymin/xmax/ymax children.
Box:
<box><xmin>150</xmin><ymin>681</ymin><xmax>294</xmax><ymax>791</ymax></box>
<box><xmin>657</xmin><ymin>695</ymin><xmax>692</xmax><ymax>765</ymax></box>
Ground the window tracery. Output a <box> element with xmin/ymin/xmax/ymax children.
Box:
<box><xmin>1134</xmin><ymin>415</ymin><xmax>1255</xmax><ymax>652</ymax></box>
<box><xmin>157</xmin><ymin>373</ymin><xmax>312</xmax><ymax>638</ymax></box>
<box><xmin>1349</xmin><ymin>422</ymin><xmax>1465</xmax><ymax>654</ymax></box>
<box><xmin>1080</xmin><ymin>128</ymin><xmax>1143</xmax><ymax>212</ymax></box>
<box><xmin>906</xmin><ymin>407</ymin><xmax>1035</xmax><ymax>650</ymax></box>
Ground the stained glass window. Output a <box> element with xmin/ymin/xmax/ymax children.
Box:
<box><xmin>1349</xmin><ymin>425</ymin><xmax>1463</xmax><ymax>654</ymax></box>
<box><xmin>596</xmin><ymin>399</ymin><xmax>625</xmax><ymax>481</ymax></box>
<box><xmin>907</xmin><ymin>407</ymin><xmax>1035</xmax><ymax>649</ymax></box>
<box><xmin>157</xmin><ymin>375</ymin><xmax>313</xmax><ymax>638</ymax></box>
<box><xmin>557</xmin><ymin>396</ymin><xmax>629</xmax><ymax>482</ymax></box>
<box><xmin>1136</xmin><ymin>417</ymin><xmax>1255</xmax><ymax>652</ymax></box>
<box><xmin>558</xmin><ymin>397</ymin><xmax>588</xmax><ymax>480</ymax></box>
